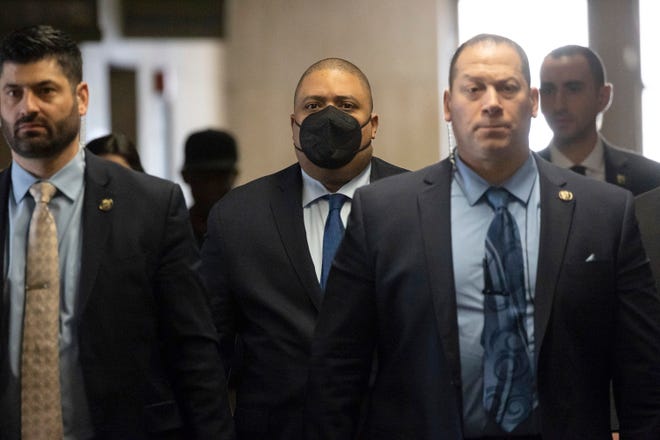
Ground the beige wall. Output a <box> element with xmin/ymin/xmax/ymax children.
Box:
<box><xmin>589</xmin><ymin>0</ymin><xmax>643</xmax><ymax>152</ymax></box>
<box><xmin>225</xmin><ymin>0</ymin><xmax>457</xmax><ymax>185</ymax></box>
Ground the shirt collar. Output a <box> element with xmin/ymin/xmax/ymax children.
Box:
<box><xmin>11</xmin><ymin>145</ymin><xmax>86</xmax><ymax>204</ymax></box>
<box><xmin>548</xmin><ymin>136</ymin><xmax>605</xmax><ymax>172</ymax></box>
<box><xmin>454</xmin><ymin>152</ymin><xmax>538</xmax><ymax>207</ymax></box>
<box><xmin>301</xmin><ymin>162</ymin><xmax>372</xmax><ymax>207</ymax></box>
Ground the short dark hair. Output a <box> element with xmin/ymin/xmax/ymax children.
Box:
<box><xmin>294</xmin><ymin>57</ymin><xmax>373</xmax><ymax>112</ymax></box>
<box><xmin>449</xmin><ymin>33</ymin><xmax>531</xmax><ymax>89</ymax></box>
<box><xmin>0</xmin><ymin>24</ymin><xmax>82</xmax><ymax>87</ymax></box>
<box><xmin>545</xmin><ymin>45</ymin><xmax>606</xmax><ymax>86</ymax></box>
<box><xmin>182</xmin><ymin>129</ymin><xmax>238</xmax><ymax>173</ymax></box>
<box><xmin>86</xmin><ymin>133</ymin><xmax>145</xmax><ymax>172</ymax></box>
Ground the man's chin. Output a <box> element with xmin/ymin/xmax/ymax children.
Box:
<box><xmin>10</xmin><ymin>141</ymin><xmax>60</xmax><ymax>159</ymax></box>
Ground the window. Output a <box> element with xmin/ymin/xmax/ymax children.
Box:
<box><xmin>640</xmin><ymin>0</ymin><xmax>659</xmax><ymax>161</ymax></box>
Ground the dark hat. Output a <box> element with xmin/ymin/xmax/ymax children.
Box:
<box><xmin>182</xmin><ymin>129</ymin><xmax>238</xmax><ymax>172</ymax></box>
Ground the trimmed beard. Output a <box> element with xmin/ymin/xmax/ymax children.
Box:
<box><xmin>2</xmin><ymin>101</ymin><xmax>80</xmax><ymax>160</ymax></box>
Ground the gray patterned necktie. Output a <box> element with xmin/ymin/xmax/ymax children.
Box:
<box><xmin>21</xmin><ymin>181</ymin><xmax>63</xmax><ymax>439</ymax></box>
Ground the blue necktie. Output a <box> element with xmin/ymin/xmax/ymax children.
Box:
<box><xmin>320</xmin><ymin>193</ymin><xmax>348</xmax><ymax>290</ymax></box>
<box><xmin>482</xmin><ymin>187</ymin><xmax>534</xmax><ymax>432</ymax></box>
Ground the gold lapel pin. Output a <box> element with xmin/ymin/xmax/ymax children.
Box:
<box><xmin>616</xmin><ymin>174</ymin><xmax>626</xmax><ymax>185</ymax></box>
<box><xmin>98</xmin><ymin>198</ymin><xmax>114</xmax><ymax>211</ymax></box>
<box><xmin>558</xmin><ymin>190</ymin><xmax>573</xmax><ymax>201</ymax></box>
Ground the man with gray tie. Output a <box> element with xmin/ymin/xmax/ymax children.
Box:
<box><xmin>0</xmin><ymin>25</ymin><xmax>234</xmax><ymax>439</ymax></box>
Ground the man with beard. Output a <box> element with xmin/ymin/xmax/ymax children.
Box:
<box><xmin>537</xmin><ymin>45</ymin><xmax>660</xmax><ymax>195</ymax></box>
<box><xmin>0</xmin><ymin>25</ymin><xmax>234</xmax><ymax>439</ymax></box>
<box><xmin>199</xmin><ymin>57</ymin><xmax>406</xmax><ymax>439</ymax></box>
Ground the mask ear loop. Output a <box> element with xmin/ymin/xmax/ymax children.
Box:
<box><xmin>353</xmin><ymin>116</ymin><xmax>374</xmax><ymax>153</ymax></box>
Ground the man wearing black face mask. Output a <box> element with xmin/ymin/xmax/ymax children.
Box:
<box><xmin>199</xmin><ymin>58</ymin><xmax>406</xmax><ymax>440</ymax></box>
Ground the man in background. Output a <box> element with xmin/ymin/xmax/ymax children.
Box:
<box><xmin>200</xmin><ymin>57</ymin><xmax>406</xmax><ymax>439</ymax></box>
<box><xmin>538</xmin><ymin>44</ymin><xmax>660</xmax><ymax>195</ymax></box>
<box><xmin>181</xmin><ymin>128</ymin><xmax>239</xmax><ymax>246</ymax></box>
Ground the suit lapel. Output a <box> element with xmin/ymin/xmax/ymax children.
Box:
<box><xmin>270</xmin><ymin>165</ymin><xmax>324</xmax><ymax>310</ymax></box>
<box><xmin>533</xmin><ymin>157</ymin><xmax>575</xmax><ymax>365</ymax></box>
<box><xmin>418</xmin><ymin>160</ymin><xmax>462</xmax><ymax>382</ymax></box>
<box><xmin>77</xmin><ymin>155</ymin><xmax>114</xmax><ymax>314</ymax></box>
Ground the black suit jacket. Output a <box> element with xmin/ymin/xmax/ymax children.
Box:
<box><xmin>0</xmin><ymin>153</ymin><xmax>234</xmax><ymax>440</ymax></box>
<box><xmin>306</xmin><ymin>155</ymin><xmax>660</xmax><ymax>440</ymax></box>
<box><xmin>636</xmin><ymin>186</ymin><xmax>660</xmax><ymax>293</ymax></box>
<box><xmin>200</xmin><ymin>157</ymin><xmax>406</xmax><ymax>440</ymax></box>
<box><xmin>538</xmin><ymin>139</ymin><xmax>660</xmax><ymax>195</ymax></box>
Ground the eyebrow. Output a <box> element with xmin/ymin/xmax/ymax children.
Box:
<box><xmin>298</xmin><ymin>94</ymin><xmax>361</xmax><ymax>106</ymax></box>
<box><xmin>3</xmin><ymin>79</ymin><xmax>60</xmax><ymax>89</ymax></box>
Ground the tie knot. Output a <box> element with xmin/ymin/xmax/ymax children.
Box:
<box><xmin>570</xmin><ymin>164</ymin><xmax>587</xmax><ymax>175</ymax></box>
<box><xmin>485</xmin><ymin>187</ymin><xmax>511</xmax><ymax>210</ymax></box>
<box><xmin>326</xmin><ymin>193</ymin><xmax>348</xmax><ymax>211</ymax></box>
<box><xmin>29</xmin><ymin>181</ymin><xmax>57</xmax><ymax>204</ymax></box>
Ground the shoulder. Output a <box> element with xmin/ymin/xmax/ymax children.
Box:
<box><xmin>357</xmin><ymin>159</ymin><xmax>449</xmax><ymax>202</ymax></box>
<box><xmin>636</xmin><ymin>185</ymin><xmax>660</xmax><ymax>213</ymax></box>
<box><xmin>605</xmin><ymin>142</ymin><xmax>660</xmax><ymax>170</ymax></box>
<box><xmin>370</xmin><ymin>156</ymin><xmax>409</xmax><ymax>178</ymax></box>
<box><xmin>536</xmin><ymin>153</ymin><xmax>633</xmax><ymax>207</ymax></box>
<box><xmin>207</xmin><ymin>163</ymin><xmax>301</xmax><ymax>221</ymax></box>
<box><xmin>85</xmin><ymin>153</ymin><xmax>183</xmax><ymax>210</ymax></box>
<box><xmin>536</xmin><ymin>146</ymin><xmax>551</xmax><ymax>161</ymax></box>
<box><xmin>222</xmin><ymin>163</ymin><xmax>299</xmax><ymax>203</ymax></box>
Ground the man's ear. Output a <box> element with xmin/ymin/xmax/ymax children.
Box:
<box><xmin>443</xmin><ymin>89</ymin><xmax>452</xmax><ymax>122</ymax></box>
<box><xmin>598</xmin><ymin>82</ymin><xmax>613</xmax><ymax>114</ymax></box>
<box><xmin>76</xmin><ymin>82</ymin><xmax>89</xmax><ymax>116</ymax></box>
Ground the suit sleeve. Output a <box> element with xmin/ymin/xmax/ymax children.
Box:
<box><xmin>305</xmin><ymin>190</ymin><xmax>377</xmax><ymax>440</ymax></box>
<box><xmin>199</xmin><ymin>201</ymin><xmax>238</xmax><ymax>377</ymax></box>
<box><xmin>613</xmin><ymin>191</ymin><xmax>660</xmax><ymax>436</ymax></box>
<box><xmin>155</xmin><ymin>184</ymin><xmax>235</xmax><ymax>439</ymax></box>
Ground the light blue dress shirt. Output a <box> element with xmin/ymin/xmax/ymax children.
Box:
<box><xmin>451</xmin><ymin>153</ymin><xmax>541</xmax><ymax>436</ymax></box>
<box><xmin>4</xmin><ymin>147</ymin><xmax>94</xmax><ymax>439</ymax></box>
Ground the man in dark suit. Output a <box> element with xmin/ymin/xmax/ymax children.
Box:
<box><xmin>537</xmin><ymin>45</ymin><xmax>660</xmax><ymax>195</ymax></box>
<box><xmin>306</xmin><ymin>34</ymin><xmax>660</xmax><ymax>439</ymax></box>
<box><xmin>200</xmin><ymin>58</ymin><xmax>406</xmax><ymax>440</ymax></box>
<box><xmin>0</xmin><ymin>25</ymin><xmax>234</xmax><ymax>439</ymax></box>
<box><xmin>636</xmin><ymin>186</ymin><xmax>660</xmax><ymax>293</ymax></box>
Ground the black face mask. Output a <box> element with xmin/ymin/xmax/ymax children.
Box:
<box><xmin>294</xmin><ymin>105</ymin><xmax>372</xmax><ymax>169</ymax></box>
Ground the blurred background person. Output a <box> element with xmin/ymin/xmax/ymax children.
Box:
<box><xmin>181</xmin><ymin>129</ymin><xmax>239</xmax><ymax>246</ymax></box>
<box><xmin>537</xmin><ymin>45</ymin><xmax>660</xmax><ymax>195</ymax></box>
<box><xmin>86</xmin><ymin>132</ymin><xmax>144</xmax><ymax>172</ymax></box>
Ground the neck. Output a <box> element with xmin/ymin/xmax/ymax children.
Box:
<box><xmin>553</xmin><ymin>130</ymin><xmax>599</xmax><ymax>164</ymax></box>
<box><xmin>12</xmin><ymin>140</ymin><xmax>80</xmax><ymax>179</ymax></box>
<box><xmin>458</xmin><ymin>149</ymin><xmax>528</xmax><ymax>186</ymax></box>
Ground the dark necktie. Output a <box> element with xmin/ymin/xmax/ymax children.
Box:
<box><xmin>482</xmin><ymin>187</ymin><xmax>534</xmax><ymax>432</ymax></box>
<box><xmin>570</xmin><ymin>164</ymin><xmax>586</xmax><ymax>175</ymax></box>
<box><xmin>320</xmin><ymin>193</ymin><xmax>348</xmax><ymax>290</ymax></box>
<box><xmin>21</xmin><ymin>181</ymin><xmax>63</xmax><ymax>439</ymax></box>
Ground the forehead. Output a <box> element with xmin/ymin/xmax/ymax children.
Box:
<box><xmin>296</xmin><ymin>68</ymin><xmax>368</xmax><ymax>102</ymax></box>
<box><xmin>454</xmin><ymin>42</ymin><xmax>524</xmax><ymax>82</ymax></box>
<box><xmin>0</xmin><ymin>57</ymin><xmax>67</xmax><ymax>85</ymax></box>
<box><xmin>540</xmin><ymin>54</ymin><xmax>593</xmax><ymax>83</ymax></box>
